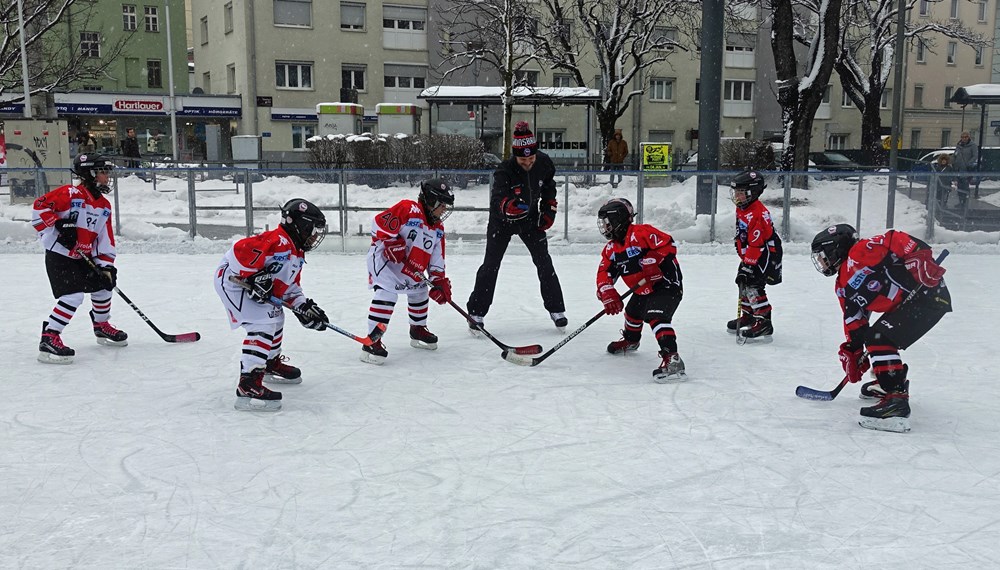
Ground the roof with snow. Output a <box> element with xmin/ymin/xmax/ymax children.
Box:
<box><xmin>950</xmin><ymin>84</ymin><xmax>1000</xmax><ymax>105</ymax></box>
<box><xmin>418</xmin><ymin>86</ymin><xmax>601</xmax><ymax>105</ymax></box>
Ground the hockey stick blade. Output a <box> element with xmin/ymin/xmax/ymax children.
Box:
<box><xmin>501</xmin><ymin>349</ymin><xmax>538</xmax><ymax>366</ymax></box>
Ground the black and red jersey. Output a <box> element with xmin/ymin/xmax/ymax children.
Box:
<box><xmin>596</xmin><ymin>224</ymin><xmax>682</xmax><ymax>293</ymax></box>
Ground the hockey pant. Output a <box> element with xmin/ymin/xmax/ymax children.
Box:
<box><xmin>621</xmin><ymin>286</ymin><xmax>683</xmax><ymax>353</ymax></box>
<box><xmin>45</xmin><ymin>250</ymin><xmax>115</xmax><ymax>297</ymax></box>
<box><xmin>366</xmin><ymin>286</ymin><xmax>431</xmax><ymax>335</ymax></box>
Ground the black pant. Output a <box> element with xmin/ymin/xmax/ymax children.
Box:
<box><xmin>45</xmin><ymin>250</ymin><xmax>109</xmax><ymax>298</ymax></box>
<box><xmin>867</xmin><ymin>283</ymin><xmax>952</xmax><ymax>350</ymax></box>
<box><xmin>467</xmin><ymin>221</ymin><xmax>565</xmax><ymax>317</ymax></box>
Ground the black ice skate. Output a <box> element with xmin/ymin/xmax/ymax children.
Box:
<box><xmin>860</xmin><ymin>366</ymin><xmax>906</xmax><ymax>400</ymax></box>
<box><xmin>235</xmin><ymin>369</ymin><xmax>282</xmax><ymax>412</ymax></box>
<box><xmin>607</xmin><ymin>330</ymin><xmax>640</xmax><ymax>354</ymax></box>
<box><xmin>550</xmin><ymin>312</ymin><xmax>568</xmax><ymax>332</ymax></box>
<box><xmin>859</xmin><ymin>387</ymin><xmax>911</xmax><ymax>433</ymax></box>
<box><xmin>726</xmin><ymin>313</ymin><xmax>753</xmax><ymax>334</ymax></box>
<box><xmin>738</xmin><ymin>316</ymin><xmax>773</xmax><ymax>343</ymax></box>
<box><xmin>360</xmin><ymin>339</ymin><xmax>389</xmax><ymax>365</ymax></box>
<box><xmin>90</xmin><ymin>311</ymin><xmax>128</xmax><ymax>347</ymax></box>
<box><xmin>467</xmin><ymin>314</ymin><xmax>485</xmax><ymax>338</ymax></box>
<box><xmin>38</xmin><ymin>321</ymin><xmax>75</xmax><ymax>364</ymax></box>
<box><xmin>653</xmin><ymin>351</ymin><xmax>687</xmax><ymax>383</ymax></box>
<box><xmin>264</xmin><ymin>355</ymin><xmax>302</xmax><ymax>384</ymax></box>
<box><xmin>409</xmin><ymin>325</ymin><xmax>439</xmax><ymax>350</ymax></box>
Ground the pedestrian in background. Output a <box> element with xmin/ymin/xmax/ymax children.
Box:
<box><xmin>605</xmin><ymin>129</ymin><xmax>629</xmax><ymax>188</ymax></box>
<box><xmin>953</xmin><ymin>131</ymin><xmax>979</xmax><ymax>205</ymax></box>
<box><xmin>77</xmin><ymin>132</ymin><xmax>97</xmax><ymax>156</ymax></box>
<box><xmin>931</xmin><ymin>154</ymin><xmax>954</xmax><ymax>208</ymax></box>
<box><xmin>120</xmin><ymin>128</ymin><xmax>141</xmax><ymax>169</ymax></box>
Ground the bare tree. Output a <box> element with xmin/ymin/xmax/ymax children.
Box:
<box><xmin>0</xmin><ymin>0</ymin><xmax>132</xmax><ymax>100</ymax></box>
<box><xmin>835</xmin><ymin>0</ymin><xmax>988</xmax><ymax>164</ymax></box>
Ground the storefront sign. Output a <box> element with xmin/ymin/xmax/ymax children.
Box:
<box><xmin>114</xmin><ymin>99</ymin><xmax>164</xmax><ymax>112</ymax></box>
<box><xmin>256</xmin><ymin>96</ymin><xmax>273</xmax><ymax>107</ymax></box>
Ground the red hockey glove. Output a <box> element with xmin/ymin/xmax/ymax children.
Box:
<box><xmin>838</xmin><ymin>342</ymin><xmax>871</xmax><ymax>383</ymax></box>
<box><xmin>428</xmin><ymin>272</ymin><xmax>452</xmax><ymax>304</ymax></box>
<box><xmin>598</xmin><ymin>283</ymin><xmax>623</xmax><ymax>315</ymax></box>
<box><xmin>538</xmin><ymin>199</ymin><xmax>557</xmax><ymax>231</ymax></box>
<box><xmin>636</xmin><ymin>259</ymin><xmax>664</xmax><ymax>295</ymax></box>
<box><xmin>904</xmin><ymin>249</ymin><xmax>946</xmax><ymax>287</ymax></box>
<box><xmin>401</xmin><ymin>256</ymin><xmax>428</xmax><ymax>283</ymax></box>
<box><xmin>500</xmin><ymin>196</ymin><xmax>530</xmax><ymax>221</ymax></box>
<box><xmin>383</xmin><ymin>235</ymin><xmax>406</xmax><ymax>263</ymax></box>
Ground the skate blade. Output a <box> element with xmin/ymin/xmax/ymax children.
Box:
<box><xmin>858</xmin><ymin>416</ymin><xmax>911</xmax><ymax>433</ymax></box>
<box><xmin>360</xmin><ymin>352</ymin><xmax>387</xmax><ymax>365</ymax></box>
<box><xmin>234</xmin><ymin>396</ymin><xmax>282</xmax><ymax>412</ymax></box>
<box><xmin>96</xmin><ymin>337</ymin><xmax>128</xmax><ymax>347</ymax></box>
<box><xmin>410</xmin><ymin>339</ymin><xmax>438</xmax><ymax>350</ymax></box>
<box><xmin>468</xmin><ymin>328</ymin><xmax>484</xmax><ymax>338</ymax></box>
<box><xmin>653</xmin><ymin>371</ymin><xmax>688</xmax><ymax>384</ymax></box>
<box><xmin>736</xmin><ymin>334</ymin><xmax>773</xmax><ymax>345</ymax></box>
<box><xmin>37</xmin><ymin>352</ymin><xmax>74</xmax><ymax>364</ymax></box>
<box><xmin>263</xmin><ymin>374</ymin><xmax>302</xmax><ymax>385</ymax></box>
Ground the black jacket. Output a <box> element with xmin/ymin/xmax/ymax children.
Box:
<box><xmin>121</xmin><ymin>136</ymin><xmax>141</xmax><ymax>159</ymax></box>
<box><xmin>489</xmin><ymin>152</ymin><xmax>557</xmax><ymax>229</ymax></box>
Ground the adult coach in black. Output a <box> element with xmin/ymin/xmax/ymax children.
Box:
<box><xmin>467</xmin><ymin>121</ymin><xmax>567</xmax><ymax>331</ymax></box>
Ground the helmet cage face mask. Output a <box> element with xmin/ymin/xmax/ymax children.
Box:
<box><xmin>420</xmin><ymin>179</ymin><xmax>455</xmax><ymax>224</ymax></box>
<box><xmin>811</xmin><ymin>249</ymin><xmax>837</xmax><ymax>276</ymax></box>
<box><xmin>597</xmin><ymin>198</ymin><xmax>634</xmax><ymax>241</ymax></box>
<box><xmin>281</xmin><ymin>200</ymin><xmax>327</xmax><ymax>251</ymax></box>
<box><xmin>75</xmin><ymin>155</ymin><xmax>114</xmax><ymax>194</ymax></box>
<box><xmin>810</xmin><ymin>224</ymin><xmax>857</xmax><ymax>277</ymax></box>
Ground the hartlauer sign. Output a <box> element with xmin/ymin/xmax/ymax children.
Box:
<box><xmin>114</xmin><ymin>100</ymin><xmax>164</xmax><ymax>112</ymax></box>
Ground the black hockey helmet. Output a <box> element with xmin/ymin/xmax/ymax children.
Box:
<box><xmin>280</xmin><ymin>198</ymin><xmax>327</xmax><ymax>251</ymax></box>
<box><xmin>419</xmin><ymin>178</ymin><xmax>455</xmax><ymax>224</ymax></box>
<box><xmin>597</xmin><ymin>197</ymin><xmax>635</xmax><ymax>242</ymax></box>
<box><xmin>810</xmin><ymin>223</ymin><xmax>858</xmax><ymax>276</ymax></box>
<box><xmin>73</xmin><ymin>153</ymin><xmax>115</xmax><ymax>194</ymax></box>
<box><xmin>730</xmin><ymin>170</ymin><xmax>766</xmax><ymax>208</ymax></box>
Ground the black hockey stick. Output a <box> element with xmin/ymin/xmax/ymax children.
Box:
<box><xmin>228</xmin><ymin>275</ymin><xmax>385</xmax><ymax>346</ymax></box>
<box><xmin>502</xmin><ymin>286</ymin><xmax>639</xmax><ymax>367</ymax></box>
<box><xmin>77</xmin><ymin>253</ymin><xmax>201</xmax><ymax>343</ymax></box>
<box><xmin>418</xmin><ymin>276</ymin><xmax>543</xmax><ymax>355</ymax></box>
<box><xmin>735</xmin><ymin>293</ymin><xmax>747</xmax><ymax>346</ymax></box>
<box><xmin>795</xmin><ymin>249</ymin><xmax>949</xmax><ymax>401</ymax></box>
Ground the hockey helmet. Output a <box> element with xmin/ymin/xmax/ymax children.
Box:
<box><xmin>730</xmin><ymin>170</ymin><xmax>766</xmax><ymax>208</ymax></box>
<box><xmin>810</xmin><ymin>223</ymin><xmax>858</xmax><ymax>276</ymax></box>
<box><xmin>280</xmin><ymin>198</ymin><xmax>327</xmax><ymax>251</ymax></box>
<box><xmin>597</xmin><ymin>197</ymin><xmax>635</xmax><ymax>241</ymax></box>
<box><xmin>419</xmin><ymin>178</ymin><xmax>455</xmax><ymax>224</ymax></box>
<box><xmin>73</xmin><ymin>153</ymin><xmax>115</xmax><ymax>194</ymax></box>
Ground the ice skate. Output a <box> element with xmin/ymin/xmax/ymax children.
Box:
<box><xmin>859</xmin><ymin>387</ymin><xmax>911</xmax><ymax>433</ymax></box>
<box><xmin>409</xmin><ymin>325</ymin><xmax>439</xmax><ymax>350</ymax></box>
<box><xmin>607</xmin><ymin>331</ymin><xmax>640</xmax><ymax>355</ymax></box>
<box><xmin>860</xmin><ymin>366</ymin><xmax>905</xmax><ymax>400</ymax></box>
<box><xmin>264</xmin><ymin>355</ymin><xmax>302</xmax><ymax>384</ymax></box>
<box><xmin>467</xmin><ymin>314</ymin><xmax>485</xmax><ymax>338</ymax></box>
<box><xmin>653</xmin><ymin>351</ymin><xmax>687</xmax><ymax>383</ymax></box>
<box><xmin>235</xmin><ymin>369</ymin><xmax>282</xmax><ymax>412</ymax></box>
<box><xmin>726</xmin><ymin>313</ymin><xmax>753</xmax><ymax>334</ymax></box>
<box><xmin>360</xmin><ymin>339</ymin><xmax>388</xmax><ymax>365</ymax></box>
<box><xmin>90</xmin><ymin>310</ymin><xmax>128</xmax><ymax>347</ymax></box>
<box><xmin>550</xmin><ymin>312</ymin><xmax>568</xmax><ymax>332</ymax></box>
<box><xmin>38</xmin><ymin>321</ymin><xmax>75</xmax><ymax>364</ymax></box>
<box><xmin>738</xmin><ymin>316</ymin><xmax>773</xmax><ymax>344</ymax></box>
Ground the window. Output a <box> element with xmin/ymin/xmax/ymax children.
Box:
<box><xmin>80</xmin><ymin>32</ymin><xmax>100</xmax><ymax>58</ymax></box>
<box><xmin>515</xmin><ymin>70</ymin><xmax>539</xmax><ymax>87</ymax></box>
<box><xmin>650</xmin><ymin>78</ymin><xmax>675</xmax><ymax>101</ymax></box>
<box><xmin>945</xmin><ymin>86</ymin><xmax>953</xmax><ymax>108</ymax></box>
<box><xmin>910</xmin><ymin>129</ymin><xmax>921</xmax><ymax>148</ymax></box>
<box><xmin>695</xmin><ymin>79</ymin><xmax>700</xmax><ymax>102</ymax></box>
<box><xmin>126</xmin><ymin>57</ymin><xmax>141</xmax><ymax>87</ymax></box>
<box><xmin>537</xmin><ymin>130</ymin><xmax>564</xmax><ymax>145</ymax></box>
<box><xmin>725</xmin><ymin>33</ymin><xmax>755</xmax><ymax>67</ymax></box>
<box><xmin>979</xmin><ymin>0</ymin><xmax>988</xmax><ymax>21</ymax></box>
<box><xmin>383</xmin><ymin>64</ymin><xmax>426</xmax><ymax>89</ymax></box>
<box><xmin>828</xmin><ymin>134</ymin><xmax>849</xmax><ymax>150</ymax></box>
<box><xmin>123</xmin><ymin>5</ymin><xmax>137</xmax><ymax>31</ymax></box>
<box><xmin>224</xmin><ymin>3</ymin><xmax>233</xmax><ymax>33</ymax></box>
<box><xmin>291</xmin><ymin>124</ymin><xmax>315</xmax><ymax>150</ymax></box>
<box><xmin>916</xmin><ymin>39</ymin><xmax>926</xmax><ymax>63</ymax></box>
<box><xmin>950</xmin><ymin>0</ymin><xmax>958</xmax><ymax>18</ymax></box>
<box><xmin>822</xmin><ymin>85</ymin><xmax>831</xmax><ymax>104</ymax></box>
<box><xmin>275</xmin><ymin>0</ymin><xmax>311</xmax><ymax>26</ymax></box>
<box><xmin>881</xmin><ymin>88</ymin><xmax>891</xmax><ymax>109</ymax></box>
<box><xmin>276</xmin><ymin>61</ymin><xmax>313</xmax><ymax>89</ymax></box>
<box><xmin>342</xmin><ymin>64</ymin><xmax>366</xmax><ymax>91</ymax></box>
<box><xmin>552</xmin><ymin>19</ymin><xmax>572</xmax><ymax>43</ymax></box>
<box><xmin>82</xmin><ymin>85</ymin><xmax>102</xmax><ymax>91</ymax></box>
<box><xmin>947</xmin><ymin>42</ymin><xmax>957</xmax><ymax>64</ymax></box>
<box><xmin>227</xmin><ymin>63</ymin><xmax>236</xmax><ymax>94</ymax></box>
<box><xmin>200</xmin><ymin>16</ymin><xmax>208</xmax><ymax>45</ymax></box>
<box><xmin>383</xmin><ymin>5</ymin><xmax>426</xmax><ymax>31</ymax></box>
<box><xmin>919</xmin><ymin>0</ymin><xmax>929</xmax><ymax>16</ymax></box>
<box><xmin>147</xmin><ymin>59</ymin><xmax>162</xmax><ymax>88</ymax></box>
<box><xmin>553</xmin><ymin>74</ymin><xmax>573</xmax><ymax>88</ymax></box>
<box><xmin>653</xmin><ymin>27</ymin><xmax>678</xmax><ymax>50</ymax></box>
<box><xmin>724</xmin><ymin>80</ymin><xmax>753</xmax><ymax>102</ymax></box>
<box><xmin>914</xmin><ymin>85</ymin><xmax>924</xmax><ymax>107</ymax></box>
<box><xmin>941</xmin><ymin>129</ymin><xmax>952</xmax><ymax>147</ymax></box>
<box><xmin>340</xmin><ymin>2</ymin><xmax>364</xmax><ymax>30</ymax></box>
<box><xmin>975</xmin><ymin>46</ymin><xmax>984</xmax><ymax>66</ymax></box>
<box><xmin>841</xmin><ymin>90</ymin><xmax>854</xmax><ymax>107</ymax></box>
<box><xmin>202</xmin><ymin>72</ymin><xmax>211</xmax><ymax>94</ymax></box>
<box><xmin>144</xmin><ymin>6</ymin><xmax>159</xmax><ymax>32</ymax></box>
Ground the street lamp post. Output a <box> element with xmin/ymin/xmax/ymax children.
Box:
<box><xmin>17</xmin><ymin>0</ymin><xmax>31</xmax><ymax>118</ymax></box>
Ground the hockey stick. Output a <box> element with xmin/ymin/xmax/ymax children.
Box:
<box><xmin>502</xmin><ymin>285</ymin><xmax>639</xmax><ymax>367</ymax></box>
<box><xmin>76</xmin><ymin>253</ymin><xmax>201</xmax><ymax>343</ymax></box>
<box><xmin>417</xmin><ymin>276</ymin><xmax>543</xmax><ymax>355</ymax></box>
<box><xmin>795</xmin><ymin>249</ymin><xmax>949</xmax><ymax>401</ymax></box>
<box><xmin>735</xmin><ymin>293</ymin><xmax>747</xmax><ymax>346</ymax></box>
<box><xmin>228</xmin><ymin>275</ymin><xmax>385</xmax><ymax>346</ymax></box>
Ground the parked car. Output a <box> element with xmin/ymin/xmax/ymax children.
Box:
<box><xmin>808</xmin><ymin>151</ymin><xmax>865</xmax><ymax>171</ymax></box>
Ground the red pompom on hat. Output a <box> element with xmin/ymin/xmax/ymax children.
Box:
<box><xmin>512</xmin><ymin>120</ymin><xmax>537</xmax><ymax>157</ymax></box>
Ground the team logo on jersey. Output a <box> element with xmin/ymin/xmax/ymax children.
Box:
<box><xmin>847</xmin><ymin>267</ymin><xmax>873</xmax><ymax>289</ymax></box>
<box><xmin>410</xmin><ymin>204</ymin><xmax>422</xmax><ymax>214</ymax></box>
<box><xmin>278</xmin><ymin>235</ymin><xmax>289</xmax><ymax>246</ymax></box>
<box><xmin>836</xmin><ymin>287</ymin><xmax>846</xmax><ymax>298</ymax></box>
<box><xmin>625</xmin><ymin>246</ymin><xmax>642</xmax><ymax>258</ymax></box>
<box><xmin>70</xmin><ymin>199</ymin><xmax>84</xmax><ymax>208</ymax></box>
<box><xmin>867</xmin><ymin>280</ymin><xmax>882</xmax><ymax>292</ymax></box>
<box><xmin>405</xmin><ymin>219</ymin><xmax>422</xmax><ymax>227</ymax></box>
<box><xmin>272</xmin><ymin>253</ymin><xmax>289</xmax><ymax>262</ymax></box>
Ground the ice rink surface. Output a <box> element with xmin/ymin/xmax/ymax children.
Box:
<box><xmin>2</xmin><ymin>251</ymin><xmax>998</xmax><ymax>569</ymax></box>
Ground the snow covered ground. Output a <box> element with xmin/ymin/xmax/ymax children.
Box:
<box><xmin>2</xmin><ymin>250</ymin><xmax>998</xmax><ymax>568</ymax></box>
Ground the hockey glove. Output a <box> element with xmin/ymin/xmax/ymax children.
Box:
<box><xmin>904</xmin><ymin>249</ymin><xmax>946</xmax><ymax>288</ymax></box>
<box><xmin>598</xmin><ymin>283</ymin><xmax>624</xmax><ymax>315</ymax></box>
<box><xmin>401</xmin><ymin>256</ymin><xmax>428</xmax><ymax>283</ymax></box>
<box><xmin>735</xmin><ymin>263</ymin><xmax>756</xmax><ymax>287</ymax></box>
<box><xmin>538</xmin><ymin>199</ymin><xmax>557</xmax><ymax>231</ymax></box>
<box><xmin>99</xmin><ymin>265</ymin><xmax>118</xmax><ymax>289</ymax></box>
<box><xmin>500</xmin><ymin>196</ymin><xmax>530</xmax><ymax>221</ymax></box>
<box><xmin>428</xmin><ymin>272</ymin><xmax>452</xmax><ymax>304</ymax></box>
<box><xmin>245</xmin><ymin>270</ymin><xmax>274</xmax><ymax>304</ymax></box>
<box><xmin>295</xmin><ymin>298</ymin><xmax>329</xmax><ymax>331</ymax></box>
<box><xmin>636</xmin><ymin>259</ymin><xmax>664</xmax><ymax>295</ymax></box>
<box><xmin>383</xmin><ymin>235</ymin><xmax>407</xmax><ymax>263</ymax></box>
<box><xmin>838</xmin><ymin>342</ymin><xmax>871</xmax><ymax>383</ymax></box>
<box><xmin>55</xmin><ymin>219</ymin><xmax>77</xmax><ymax>250</ymax></box>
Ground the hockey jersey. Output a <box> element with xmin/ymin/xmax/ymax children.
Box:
<box><xmin>32</xmin><ymin>184</ymin><xmax>116</xmax><ymax>266</ymax></box>
<box><xmin>596</xmin><ymin>224</ymin><xmax>682</xmax><ymax>294</ymax></box>
<box><xmin>216</xmin><ymin>225</ymin><xmax>307</xmax><ymax>308</ymax></box>
<box><xmin>735</xmin><ymin>200</ymin><xmax>780</xmax><ymax>265</ymax></box>
<box><xmin>835</xmin><ymin>229</ymin><xmax>929</xmax><ymax>343</ymax></box>
<box><xmin>368</xmin><ymin>199</ymin><xmax>446</xmax><ymax>291</ymax></box>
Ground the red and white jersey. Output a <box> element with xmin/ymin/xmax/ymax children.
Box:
<box><xmin>216</xmin><ymin>226</ymin><xmax>308</xmax><ymax>309</ymax></box>
<box><xmin>735</xmin><ymin>200</ymin><xmax>777</xmax><ymax>265</ymax></box>
<box><xmin>32</xmin><ymin>184</ymin><xmax>116</xmax><ymax>266</ymax></box>
<box><xmin>596</xmin><ymin>223</ymin><xmax>682</xmax><ymax>294</ymax></box>
<box><xmin>367</xmin><ymin>199</ymin><xmax>446</xmax><ymax>291</ymax></box>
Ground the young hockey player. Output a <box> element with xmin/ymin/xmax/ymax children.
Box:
<box><xmin>727</xmin><ymin>170</ymin><xmax>782</xmax><ymax>340</ymax></box>
<box><xmin>362</xmin><ymin>178</ymin><xmax>455</xmax><ymax>364</ymax></box>
<box><xmin>214</xmin><ymin>198</ymin><xmax>330</xmax><ymax>412</ymax></box>
<box><xmin>32</xmin><ymin>154</ymin><xmax>127</xmax><ymax>364</ymax></box>
<box><xmin>596</xmin><ymin>198</ymin><xmax>686</xmax><ymax>382</ymax></box>
<box><xmin>810</xmin><ymin>224</ymin><xmax>952</xmax><ymax>432</ymax></box>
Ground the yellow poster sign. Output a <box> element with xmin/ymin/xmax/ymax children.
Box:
<box><xmin>641</xmin><ymin>143</ymin><xmax>672</xmax><ymax>171</ymax></box>
<box><xmin>881</xmin><ymin>135</ymin><xmax>902</xmax><ymax>150</ymax></box>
